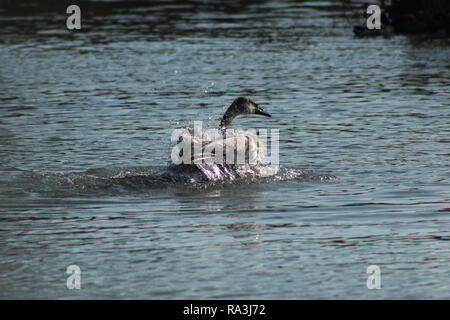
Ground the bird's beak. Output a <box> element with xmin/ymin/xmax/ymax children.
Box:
<box><xmin>255</xmin><ymin>105</ymin><xmax>271</xmax><ymax>117</ymax></box>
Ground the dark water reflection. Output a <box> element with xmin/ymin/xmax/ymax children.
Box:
<box><xmin>0</xmin><ymin>0</ymin><xmax>449</xmax><ymax>299</ymax></box>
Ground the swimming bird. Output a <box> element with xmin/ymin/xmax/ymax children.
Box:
<box><xmin>169</xmin><ymin>97</ymin><xmax>272</xmax><ymax>181</ymax></box>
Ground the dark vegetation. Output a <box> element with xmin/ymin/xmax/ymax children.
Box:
<box><xmin>383</xmin><ymin>0</ymin><xmax>450</xmax><ymax>34</ymax></box>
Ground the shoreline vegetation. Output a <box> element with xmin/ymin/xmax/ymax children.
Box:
<box><xmin>384</xmin><ymin>0</ymin><xmax>450</xmax><ymax>35</ymax></box>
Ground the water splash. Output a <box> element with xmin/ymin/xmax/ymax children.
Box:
<box><xmin>12</xmin><ymin>164</ymin><xmax>336</xmax><ymax>197</ymax></box>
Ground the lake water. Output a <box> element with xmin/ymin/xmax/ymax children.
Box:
<box><xmin>0</xmin><ymin>0</ymin><xmax>449</xmax><ymax>299</ymax></box>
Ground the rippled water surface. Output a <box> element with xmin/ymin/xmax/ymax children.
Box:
<box><xmin>1</xmin><ymin>0</ymin><xmax>449</xmax><ymax>299</ymax></box>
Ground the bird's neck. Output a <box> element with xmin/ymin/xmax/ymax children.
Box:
<box><xmin>219</xmin><ymin>104</ymin><xmax>238</xmax><ymax>132</ymax></box>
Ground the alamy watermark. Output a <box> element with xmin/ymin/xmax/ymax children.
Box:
<box><xmin>366</xmin><ymin>265</ymin><xmax>381</xmax><ymax>289</ymax></box>
<box><xmin>65</xmin><ymin>4</ymin><xmax>384</xmax><ymax>34</ymax></box>
<box><xmin>66</xmin><ymin>5</ymin><xmax>81</xmax><ymax>30</ymax></box>
<box><xmin>171</xmin><ymin>121</ymin><xmax>279</xmax><ymax>166</ymax></box>
<box><xmin>366</xmin><ymin>5</ymin><xmax>381</xmax><ymax>30</ymax></box>
<box><xmin>66</xmin><ymin>265</ymin><xmax>81</xmax><ymax>289</ymax></box>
